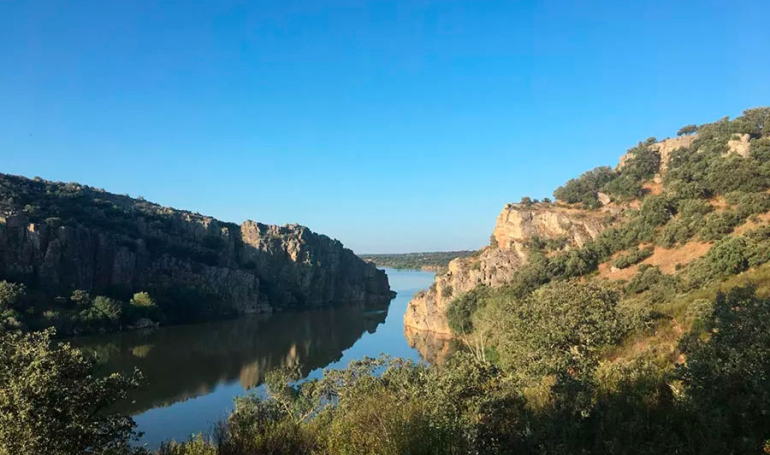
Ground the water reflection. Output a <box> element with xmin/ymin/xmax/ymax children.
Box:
<box><xmin>403</xmin><ymin>325</ymin><xmax>458</xmax><ymax>365</ymax></box>
<box><xmin>73</xmin><ymin>301</ymin><xmax>389</xmax><ymax>415</ymax></box>
<box><xmin>67</xmin><ymin>268</ymin><xmax>438</xmax><ymax>447</ymax></box>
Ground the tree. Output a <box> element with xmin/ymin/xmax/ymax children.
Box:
<box><xmin>0</xmin><ymin>282</ymin><xmax>26</xmax><ymax>333</ymax></box>
<box><xmin>485</xmin><ymin>280</ymin><xmax>624</xmax><ymax>382</ymax></box>
<box><xmin>89</xmin><ymin>296</ymin><xmax>123</xmax><ymax>329</ymax></box>
<box><xmin>0</xmin><ymin>329</ymin><xmax>142</xmax><ymax>455</ymax></box>
<box><xmin>678</xmin><ymin>286</ymin><xmax>770</xmax><ymax>454</ymax></box>
<box><xmin>130</xmin><ymin>292</ymin><xmax>154</xmax><ymax>308</ymax></box>
<box><xmin>0</xmin><ymin>281</ymin><xmax>26</xmax><ymax>311</ymax></box>
<box><xmin>554</xmin><ymin>166</ymin><xmax>616</xmax><ymax>204</ymax></box>
<box><xmin>70</xmin><ymin>289</ymin><xmax>92</xmax><ymax>309</ymax></box>
<box><xmin>446</xmin><ymin>286</ymin><xmax>492</xmax><ymax>335</ymax></box>
<box><xmin>677</xmin><ymin>124</ymin><xmax>699</xmax><ymax>136</ymax></box>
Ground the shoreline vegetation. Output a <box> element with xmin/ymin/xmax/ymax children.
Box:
<box><xmin>2</xmin><ymin>108</ymin><xmax>770</xmax><ymax>454</ymax></box>
<box><xmin>361</xmin><ymin>251</ymin><xmax>476</xmax><ymax>272</ymax></box>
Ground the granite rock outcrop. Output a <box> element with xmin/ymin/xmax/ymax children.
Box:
<box><xmin>404</xmin><ymin>203</ymin><xmax>609</xmax><ymax>336</ymax></box>
<box><xmin>0</xmin><ymin>173</ymin><xmax>391</xmax><ymax>314</ymax></box>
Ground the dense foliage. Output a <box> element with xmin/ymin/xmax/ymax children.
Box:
<box><xmin>0</xmin><ymin>282</ymin><xmax>161</xmax><ymax>336</ymax></box>
<box><xmin>0</xmin><ymin>329</ymin><xmax>142</xmax><ymax>455</ymax></box>
<box><xmin>154</xmin><ymin>283</ymin><xmax>770</xmax><ymax>455</ymax></box>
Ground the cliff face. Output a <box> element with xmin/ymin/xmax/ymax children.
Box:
<box><xmin>404</xmin><ymin>203</ymin><xmax>610</xmax><ymax>336</ymax></box>
<box><xmin>618</xmin><ymin>135</ymin><xmax>696</xmax><ymax>174</ymax></box>
<box><xmin>0</xmin><ymin>174</ymin><xmax>390</xmax><ymax>314</ymax></box>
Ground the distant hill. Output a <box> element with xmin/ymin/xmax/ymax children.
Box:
<box><xmin>361</xmin><ymin>251</ymin><xmax>476</xmax><ymax>271</ymax></box>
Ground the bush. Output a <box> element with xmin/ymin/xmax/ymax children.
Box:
<box><xmin>685</xmin><ymin>235</ymin><xmax>765</xmax><ymax>287</ymax></box>
<box><xmin>0</xmin><ymin>329</ymin><xmax>142</xmax><ymax>455</ymax></box>
<box><xmin>731</xmin><ymin>192</ymin><xmax>770</xmax><ymax>219</ymax></box>
<box><xmin>554</xmin><ymin>166</ymin><xmax>616</xmax><ymax>205</ymax></box>
<box><xmin>484</xmin><ymin>281</ymin><xmax>625</xmax><ymax>382</ymax></box>
<box><xmin>677</xmin><ymin>286</ymin><xmax>770</xmax><ymax>454</ymax></box>
<box><xmin>638</xmin><ymin>195</ymin><xmax>675</xmax><ymax>228</ymax></box>
<box><xmin>446</xmin><ymin>286</ymin><xmax>492</xmax><ymax>335</ymax></box>
<box><xmin>602</xmin><ymin>175</ymin><xmax>644</xmax><ymax>199</ymax></box>
<box><xmin>699</xmin><ymin>210</ymin><xmax>740</xmax><ymax>241</ymax></box>
<box><xmin>625</xmin><ymin>265</ymin><xmax>677</xmax><ymax>303</ymax></box>
<box><xmin>130</xmin><ymin>291</ymin><xmax>154</xmax><ymax>307</ymax></box>
<box><xmin>613</xmin><ymin>246</ymin><xmax>654</xmax><ymax>269</ymax></box>
<box><xmin>0</xmin><ymin>281</ymin><xmax>26</xmax><ymax>311</ymax></box>
<box><xmin>620</xmin><ymin>142</ymin><xmax>661</xmax><ymax>182</ymax></box>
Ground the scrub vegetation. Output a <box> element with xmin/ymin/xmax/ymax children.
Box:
<box><xmin>3</xmin><ymin>108</ymin><xmax>770</xmax><ymax>454</ymax></box>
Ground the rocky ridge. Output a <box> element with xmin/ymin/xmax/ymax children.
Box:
<box><xmin>404</xmin><ymin>133</ymin><xmax>719</xmax><ymax>339</ymax></box>
<box><xmin>0</xmin><ymin>173</ymin><xmax>391</xmax><ymax>316</ymax></box>
<box><xmin>404</xmin><ymin>202</ymin><xmax>611</xmax><ymax>337</ymax></box>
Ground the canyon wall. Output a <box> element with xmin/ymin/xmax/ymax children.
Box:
<box><xmin>404</xmin><ymin>203</ymin><xmax>610</xmax><ymax>337</ymax></box>
<box><xmin>0</xmin><ymin>174</ymin><xmax>391</xmax><ymax>314</ymax></box>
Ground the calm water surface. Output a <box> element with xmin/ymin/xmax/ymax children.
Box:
<box><xmin>71</xmin><ymin>268</ymin><xmax>435</xmax><ymax>448</ymax></box>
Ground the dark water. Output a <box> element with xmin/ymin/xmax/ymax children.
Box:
<box><xmin>70</xmin><ymin>268</ymin><xmax>435</xmax><ymax>449</ymax></box>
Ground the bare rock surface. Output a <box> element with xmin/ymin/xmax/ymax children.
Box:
<box><xmin>0</xmin><ymin>173</ymin><xmax>391</xmax><ymax>313</ymax></box>
<box><xmin>404</xmin><ymin>203</ymin><xmax>610</xmax><ymax>336</ymax></box>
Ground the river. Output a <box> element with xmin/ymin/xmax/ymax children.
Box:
<box><xmin>70</xmin><ymin>268</ymin><xmax>437</xmax><ymax>449</ymax></box>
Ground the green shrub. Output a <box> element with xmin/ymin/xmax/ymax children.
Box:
<box><xmin>602</xmin><ymin>175</ymin><xmax>644</xmax><ymax>199</ymax></box>
<box><xmin>620</xmin><ymin>142</ymin><xmax>661</xmax><ymax>182</ymax></box>
<box><xmin>446</xmin><ymin>286</ymin><xmax>492</xmax><ymax>335</ymax></box>
<box><xmin>699</xmin><ymin>210</ymin><xmax>740</xmax><ymax>241</ymax></box>
<box><xmin>0</xmin><ymin>329</ymin><xmax>142</xmax><ymax>455</ymax></box>
<box><xmin>613</xmin><ymin>246</ymin><xmax>654</xmax><ymax>269</ymax></box>
<box><xmin>0</xmin><ymin>281</ymin><xmax>26</xmax><ymax>311</ymax></box>
<box><xmin>554</xmin><ymin>166</ymin><xmax>616</xmax><ymax>205</ymax></box>
<box><xmin>625</xmin><ymin>265</ymin><xmax>677</xmax><ymax>303</ymax></box>
<box><xmin>484</xmin><ymin>280</ymin><xmax>625</xmax><ymax>382</ymax></box>
<box><xmin>638</xmin><ymin>195</ymin><xmax>675</xmax><ymax>228</ymax></box>
<box><xmin>677</xmin><ymin>286</ymin><xmax>770</xmax><ymax>454</ymax></box>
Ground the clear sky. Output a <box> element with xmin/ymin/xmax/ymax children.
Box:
<box><xmin>2</xmin><ymin>1</ymin><xmax>769</xmax><ymax>253</ymax></box>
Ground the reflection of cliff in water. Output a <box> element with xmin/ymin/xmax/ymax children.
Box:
<box><xmin>403</xmin><ymin>325</ymin><xmax>458</xmax><ymax>365</ymax></box>
<box><xmin>71</xmin><ymin>302</ymin><xmax>389</xmax><ymax>415</ymax></box>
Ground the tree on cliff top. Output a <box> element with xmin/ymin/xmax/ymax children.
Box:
<box><xmin>677</xmin><ymin>124</ymin><xmax>699</xmax><ymax>136</ymax></box>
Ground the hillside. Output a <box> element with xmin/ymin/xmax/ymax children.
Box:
<box><xmin>360</xmin><ymin>250</ymin><xmax>476</xmax><ymax>271</ymax></box>
<box><xmin>406</xmin><ymin>108</ymin><xmax>770</xmax><ymax>342</ymax></box>
<box><xmin>146</xmin><ymin>107</ymin><xmax>770</xmax><ymax>455</ymax></box>
<box><xmin>0</xmin><ymin>174</ymin><xmax>391</xmax><ymax>335</ymax></box>
<box><xmin>5</xmin><ymin>108</ymin><xmax>770</xmax><ymax>455</ymax></box>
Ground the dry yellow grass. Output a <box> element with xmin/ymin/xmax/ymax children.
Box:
<box><xmin>597</xmin><ymin>241</ymin><xmax>712</xmax><ymax>281</ymax></box>
<box><xmin>734</xmin><ymin>211</ymin><xmax>770</xmax><ymax>235</ymax></box>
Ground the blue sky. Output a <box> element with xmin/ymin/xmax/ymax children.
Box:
<box><xmin>2</xmin><ymin>1</ymin><xmax>769</xmax><ymax>253</ymax></box>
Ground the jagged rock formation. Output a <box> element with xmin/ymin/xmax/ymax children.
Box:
<box><xmin>404</xmin><ymin>128</ymin><xmax>765</xmax><ymax>338</ymax></box>
<box><xmin>404</xmin><ymin>203</ymin><xmax>610</xmax><ymax>336</ymax></box>
<box><xmin>0</xmin><ymin>173</ymin><xmax>391</xmax><ymax>314</ymax></box>
<box><xmin>726</xmin><ymin>133</ymin><xmax>751</xmax><ymax>157</ymax></box>
<box><xmin>618</xmin><ymin>132</ymin><xmax>751</xmax><ymax>175</ymax></box>
<box><xmin>618</xmin><ymin>135</ymin><xmax>696</xmax><ymax>173</ymax></box>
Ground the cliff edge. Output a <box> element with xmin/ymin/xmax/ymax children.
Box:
<box><xmin>0</xmin><ymin>173</ymin><xmax>391</xmax><ymax>321</ymax></box>
<box><xmin>404</xmin><ymin>202</ymin><xmax>610</xmax><ymax>337</ymax></box>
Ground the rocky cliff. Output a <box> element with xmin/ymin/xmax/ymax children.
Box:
<box><xmin>404</xmin><ymin>203</ymin><xmax>610</xmax><ymax>336</ymax></box>
<box><xmin>0</xmin><ymin>173</ymin><xmax>391</xmax><ymax>316</ymax></box>
<box><xmin>403</xmin><ymin>128</ymin><xmax>765</xmax><ymax>338</ymax></box>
